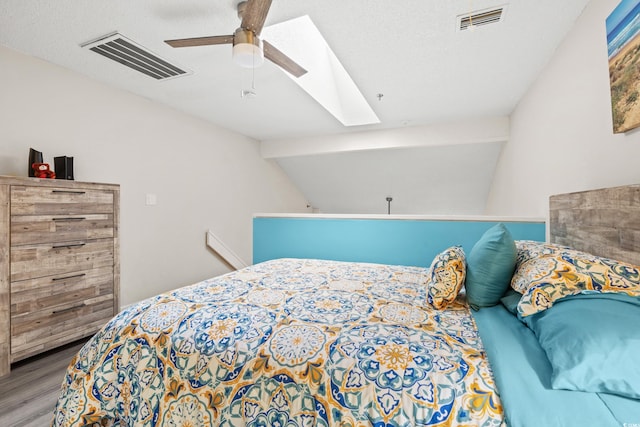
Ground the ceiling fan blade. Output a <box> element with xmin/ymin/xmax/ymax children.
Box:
<box><xmin>263</xmin><ymin>40</ymin><xmax>307</xmax><ymax>78</ymax></box>
<box><xmin>165</xmin><ymin>35</ymin><xmax>234</xmax><ymax>48</ymax></box>
<box><xmin>241</xmin><ymin>0</ymin><xmax>272</xmax><ymax>36</ymax></box>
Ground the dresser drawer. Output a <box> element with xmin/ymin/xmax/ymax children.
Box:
<box><xmin>10</xmin><ymin>214</ymin><xmax>114</xmax><ymax>245</ymax></box>
<box><xmin>10</xmin><ymin>295</ymin><xmax>114</xmax><ymax>362</ymax></box>
<box><xmin>10</xmin><ymin>185</ymin><xmax>114</xmax><ymax>215</ymax></box>
<box><xmin>10</xmin><ymin>239</ymin><xmax>114</xmax><ymax>282</ymax></box>
<box><xmin>10</xmin><ymin>266</ymin><xmax>114</xmax><ymax>316</ymax></box>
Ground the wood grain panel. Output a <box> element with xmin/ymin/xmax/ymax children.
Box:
<box><xmin>10</xmin><ymin>300</ymin><xmax>113</xmax><ymax>362</ymax></box>
<box><xmin>10</xmin><ymin>213</ymin><xmax>114</xmax><ymax>245</ymax></box>
<box><xmin>113</xmin><ymin>186</ymin><xmax>120</xmax><ymax>313</ymax></box>
<box><xmin>10</xmin><ymin>266</ymin><xmax>113</xmax><ymax>315</ymax></box>
<box><xmin>10</xmin><ymin>185</ymin><xmax>114</xmax><ymax>215</ymax></box>
<box><xmin>0</xmin><ymin>185</ymin><xmax>9</xmax><ymax>378</ymax></box>
<box><xmin>11</xmin><ymin>293</ymin><xmax>112</xmax><ymax>336</ymax></box>
<box><xmin>550</xmin><ymin>184</ymin><xmax>640</xmax><ymax>266</ymax></box>
<box><xmin>10</xmin><ymin>239</ymin><xmax>114</xmax><ymax>282</ymax></box>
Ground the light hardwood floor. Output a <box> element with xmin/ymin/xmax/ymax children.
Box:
<box><xmin>0</xmin><ymin>339</ymin><xmax>87</xmax><ymax>427</ymax></box>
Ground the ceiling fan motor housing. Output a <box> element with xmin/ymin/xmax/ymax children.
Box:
<box><xmin>233</xmin><ymin>27</ymin><xmax>264</xmax><ymax>68</ymax></box>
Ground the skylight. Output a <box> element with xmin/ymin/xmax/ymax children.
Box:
<box><xmin>262</xmin><ymin>15</ymin><xmax>380</xmax><ymax>127</ymax></box>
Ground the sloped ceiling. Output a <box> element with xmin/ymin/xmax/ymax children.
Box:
<box><xmin>276</xmin><ymin>142</ymin><xmax>505</xmax><ymax>215</ymax></box>
<box><xmin>0</xmin><ymin>0</ymin><xmax>591</xmax><ymax>214</ymax></box>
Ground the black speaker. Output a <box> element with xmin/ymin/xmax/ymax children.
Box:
<box><xmin>54</xmin><ymin>156</ymin><xmax>74</xmax><ymax>180</ymax></box>
<box><xmin>28</xmin><ymin>148</ymin><xmax>43</xmax><ymax>177</ymax></box>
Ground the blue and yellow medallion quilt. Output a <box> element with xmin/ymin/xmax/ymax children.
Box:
<box><xmin>52</xmin><ymin>259</ymin><xmax>503</xmax><ymax>426</ymax></box>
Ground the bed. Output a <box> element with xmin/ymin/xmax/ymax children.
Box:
<box><xmin>473</xmin><ymin>184</ymin><xmax>640</xmax><ymax>427</ymax></box>
<box><xmin>51</xmin><ymin>185</ymin><xmax>640</xmax><ymax>426</ymax></box>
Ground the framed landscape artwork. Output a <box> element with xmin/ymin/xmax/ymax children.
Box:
<box><xmin>607</xmin><ymin>0</ymin><xmax>640</xmax><ymax>133</ymax></box>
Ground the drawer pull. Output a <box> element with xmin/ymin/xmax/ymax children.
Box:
<box><xmin>52</xmin><ymin>243</ymin><xmax>86</xmax><ymax>249</ymax></box>
<box><xmin>52</xmin><ymin>304</ymin><xmax>85</xmax><ymax>315</ymax></box>
<box><xmin>52</xmin><ymin>273</ymin><xmax>86</xmax><ymax>282</ymax></box>
<box><xmin>52</xmin><ymin>190</ymin><xmax>86</xmax><ymax>195</ymax></box>
<box><xmin>53</xmin><ymin>217</ymin><xmax>86</xmax><ymax>222</ymax></box>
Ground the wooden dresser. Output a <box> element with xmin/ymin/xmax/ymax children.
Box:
<box><xmin>0</xmin><ymin>176</ymin><xmax>119</xmax><ymax>377</ymax></box>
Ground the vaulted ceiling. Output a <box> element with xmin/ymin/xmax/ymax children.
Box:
<box><xmin>0</xmin><ymin>0</ymin><xmax>591</xmax><ymax>214</ymax></box>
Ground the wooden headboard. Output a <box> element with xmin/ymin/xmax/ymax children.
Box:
<box><xmin>549</xmin><ymin>184</ymin><xmax>640</xmax><ymax>266</ymax></box>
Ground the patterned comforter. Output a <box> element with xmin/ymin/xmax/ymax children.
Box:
<box><xmin>52</xmin><ymin>258</ymin><xmax>503</xmax><ymax>426</ymax></box>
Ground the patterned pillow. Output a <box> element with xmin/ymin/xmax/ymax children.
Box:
<box><xmin>514</xmin><ymin>240</ymin><xmax>569</xmax><ymax>266</ymax></box>
<box><xmin>427</xmin><ymin>246</ymin><xmax>466</xmax><ymax>309</ymax></box>
<box><xmin>511</xmin><ymin>241</ymin><xmax>640</xmax><ymax>316</ymax></box>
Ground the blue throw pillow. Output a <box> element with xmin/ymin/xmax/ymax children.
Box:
<box><xmin>522</xmin><ymin>293</ymin><xmax>640</xmax><ymax>399</ymax></box>
<box><xmin>465</xmin><ymin>223</ymin><xmax>517</xmax><ymax>309</ymax></box>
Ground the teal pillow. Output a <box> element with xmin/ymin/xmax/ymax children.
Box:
<box><xmin>500</xmin><ymin>289</ymin><xmax>521</xmax><ymax>315</ymax></box>
<box><xmin>522</xmin><ymin>293</ymin><xmax>640</xmax><ymax>399</ymax></box>
<box><xmin>465</xmin><ymin>223</ymin><xmax>517</xmax><ymax>309</ymax></box>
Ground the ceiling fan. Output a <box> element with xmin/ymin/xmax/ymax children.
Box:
<box><xmin>164</xmin><ymin>0</ymin><xmax>307</xmax><ymax>77</ymax></box>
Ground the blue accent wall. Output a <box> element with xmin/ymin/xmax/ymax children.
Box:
<box><xmin>253</xmin><ymin>217</ymin><xmax>545</xmax><ymax>267</ymax></box>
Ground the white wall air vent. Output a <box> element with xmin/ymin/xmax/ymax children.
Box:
<box><xmin>81</xmin><ymin>32</ymin><xmax>190</xmax><ymax>80</ymax></box>
<box><xmin>458</xmin><ymin>6</ymin><xmax>506</xmax><ymax>31</ymax></box>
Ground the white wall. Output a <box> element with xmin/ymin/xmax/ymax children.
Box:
<box><xmin>261</xmin><ymin>117</ymin><xmax>509</xmax><ymax>214</ymax></box>
<box><xmin>0</xmin><ymin>45</ymin><xmax>308</xmax><ymax>306</ymax></box>
<box><xmin>485</xmin><ymin>0</ymin><xmax>640</xmax><ymax>218</ymax></box>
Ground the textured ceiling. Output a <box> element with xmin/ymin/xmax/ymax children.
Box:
<box><xmin>0</xmin><ymin>0</ymin><xmax>590</xmax><ymax>141</ymax></box>
<box><xmin>0</xmin><ymin>0</ymin><xmax>591</xmax><ymax>215</ymax></box>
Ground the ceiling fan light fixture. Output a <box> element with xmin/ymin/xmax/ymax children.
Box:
<box><xmin>233</xmin><ymin>28</ymin><xmax>264</xmax><ymax>68</ymax></box>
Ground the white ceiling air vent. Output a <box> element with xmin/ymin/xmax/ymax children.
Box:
<box><xmin>458</xmin><ymin>6</ymin><xmax>505</xmax><ymax>31</ymax></box>
<box><xmin>81</xmin><ymin>32</ymin><xmax>190</xmax><ymax>80</ymax></box>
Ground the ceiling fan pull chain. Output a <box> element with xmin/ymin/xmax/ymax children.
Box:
<box><xmin>240</xmin><ymin>67</ymin><xmax>257</xmax><ymax>99</ymax></box>
<box><xmin>252</xmin><ymin>55</ymin><xmax>256</xmax><ymax>91</ymax></box>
